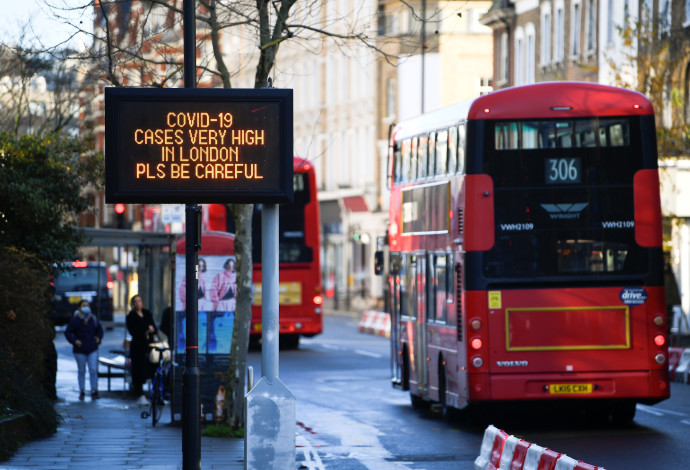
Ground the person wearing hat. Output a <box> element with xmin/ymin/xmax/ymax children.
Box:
<box><xmin>65</xmin><ymin>299</ymin><xmax>104</xmax><ymax>400</ymax></box>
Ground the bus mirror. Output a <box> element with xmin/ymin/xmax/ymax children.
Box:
<box><xmin>374</xmin><ymin>251</ymin><xmax>384</xmax><ymax>275</ymax></box>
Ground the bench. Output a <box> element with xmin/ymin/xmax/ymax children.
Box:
<box><xmin>98</xmin><ymin>352</ymin><xmax>130</xmax><ymax>392</ymax></box>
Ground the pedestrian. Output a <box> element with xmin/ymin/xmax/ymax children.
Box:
<box><xmin>64</xmin><ymin>300</ymin><xmax>104</xmax><ymax>400</ymax></box>
<box><xmin>126</xmin><ymin>294</ymin><xmax>157</xmax><ymax>405</ymax></box>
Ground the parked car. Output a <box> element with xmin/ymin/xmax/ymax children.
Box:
<box><xmin>51</xmin><ymin>260</ymin><xmax>114</xmax><ymax>326</ymax></box>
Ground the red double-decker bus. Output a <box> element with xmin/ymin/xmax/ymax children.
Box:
<box><xmin>205</xmin><ymin>157</ymin><xmax>323</xmax><ymax>348</ymax></box>
<box><xmin>381</xmin><ymin>82</ymin><xmax>669</xmax><ymax>421</ymax></box>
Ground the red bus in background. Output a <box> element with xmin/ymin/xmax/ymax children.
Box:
<box><xmin>205</xmin><ymin>157</ymin><xmax>322</xmax><ymax>348</ymax></box>
<box><xmin>381</xmin><ymin>82</ymin><xmax>669</xmax><ymax>422</ymax></box>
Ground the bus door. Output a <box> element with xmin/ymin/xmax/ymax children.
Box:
<box><xmin>389</xmin><ymin>253</ymin><xmax>402</xmax><ymax>387</ymax></box>
<box><xmin>413</xmin><ymin>253</ymin><xmax>428</xmax><ymax>397</ymax></box>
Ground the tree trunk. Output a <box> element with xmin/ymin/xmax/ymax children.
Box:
<box><xmin>224</xmin><ymin>203</ymin><xmax>253</xmax><ymax>430</ymax></box>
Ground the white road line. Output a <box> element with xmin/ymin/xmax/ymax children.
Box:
<box><xmin>296</xmin><ymin>434</ymin><xmax>326</xmax><ymax>470</ymax></box>
<box><xmin>640</xmin><ymin>406</ymin><xmax>688</xmax><ymax>417</ymax></box>
<box><xmin>636</xmin><ymin>404</ymin><xmax>665</xmax><ymax>417</ymax></box>
<box><xmin>354</xmin><ymin>349</ymin><xmax>382</xmax><ymax>358</ymax></box>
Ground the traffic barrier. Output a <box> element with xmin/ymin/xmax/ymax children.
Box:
<box><xmin>358</xmin><ymin>310</ymin><xmax>390</xmax><ymax>338</ymax></box>
<box><xmin>358</xmin><ymin>311</ymin><xmax>376</xmax><ymax>334</ymax></box>
<box><xmin>500</xmin><ymin>437</ymin><xmax>530</xmax><ymax>470</ymax></box>
<box><xmin>475</xmin><ymin>426</ymin><xmax>606</xmax><ymax>470</ymax></box>
<box><xmin>669</xmin><ymin>347</ymin><xmax>684</xmax><ymax>380</ymax></box>
<box><xmin>674</xmin><ymin>348</ymin><xmax>690</xmax><ymax>384</ymax></box>
<box><xmin>474</xmin><ymin>425</ymin><xmax>509</xmax><ymax>470</ymax></box>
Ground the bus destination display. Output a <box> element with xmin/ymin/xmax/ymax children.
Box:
<box><xmin>105</xmin><ymin>87</ymin><xmax>293</xmax><ymax>203</ymax></box>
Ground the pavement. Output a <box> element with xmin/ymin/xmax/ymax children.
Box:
<box><xmin>2</xmin><ymin>300</ymin><xmax>363</xmax><ymax>470</ymax></box>
<box><xmin>2</xmin><ymin>327</ymin><xmax>245</xmax><ymax>469</ymax></box>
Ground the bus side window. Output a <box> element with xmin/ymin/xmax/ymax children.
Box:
<box><xmin>418</xmin><ymin>135</ymin><xmax>428</xmax><ymax>179</ymax></box>
<box><xmin>428</xmin><ymin>132</ymin><xmax>436</xmax><ymax>178</ymax></box>
<box><xmin>457</xmin><ymin>124</ymin><xmax>466</xmax><ymax>174</ymax></box>
<box><xmin>434</xmin><ymin>254</ymin><xmax>448</xmax><ymax>323</ymax></box>
<box><xmin>401</xmin><ymin>139</ymin><xmax>411</xmax><ymax>183</ymax></box>
<box><xmin>436</xmin><ymin>130</ymin><xmax>448</xmax><ymax>176</ymax></box>
<box><xmin>411</xmin><ymin>137</ymin><xmax>419</xmax><ymax>181</ymax></box>
<box><xmin>394</xmin><ymin>143</ymin><xmax>402</xmax><ymax>183</ymax></box>
<box><xmin>448</xmin><ymin>126</ymin><xmax>458</xmax><ymax>174</ymax></box>
<box><xmin>400</xmin><ymin>253</ymin><xmax>409</xmax><ymax>317</ymax></box>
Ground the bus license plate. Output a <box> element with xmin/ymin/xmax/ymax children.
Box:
<box><xmin>549</xmin><ymin>383</ymin><xmax>592</xmax><ymax>394</ymax></box>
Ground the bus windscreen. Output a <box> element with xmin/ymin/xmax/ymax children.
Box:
<box><xmin>482</xmin><ymin>117</ymin><xmax>647</xmax><ymax>279</ymax></box>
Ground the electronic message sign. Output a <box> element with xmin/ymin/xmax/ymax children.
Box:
<box><xmin>105</xmin><ymin>87</ymin><xmax>293</xmax><ymax>203</ymax></box>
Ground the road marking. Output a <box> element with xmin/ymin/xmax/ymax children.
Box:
<box><xmin>296</xmin><ymin>434</ymin><xmax>325</xmax><ymax>470</ymax></box>
<box><xmin>354</xmin><ymin>349</ymin><xmax>382</xmax><ymax>358</ymax></box>
<box><xmin>640</xmin><ymin>406</ymin><xmax>687</xmax><ymax>417</ymax></box>
<box><xmin>637</xmin><ymin>404</ymin><xmax>664</xmax><ymax>416</ymax></box>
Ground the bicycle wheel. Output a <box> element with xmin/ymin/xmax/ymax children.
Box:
<box><xmin>152</xmin><ymin>372</ymin><xmax>164</xmax><ymax>426</ymax></box>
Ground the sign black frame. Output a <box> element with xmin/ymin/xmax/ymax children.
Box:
<box><xmin>105</xmin><ymin>87</ymin><xmax>293</xmax><ymax>204</ymax></box>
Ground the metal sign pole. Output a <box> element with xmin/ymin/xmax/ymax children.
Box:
<box><xmin>245</xmin><ymin>204</ymin><xmax>295</xmax><ymax>469</ymax></box>
<box><xmin>182</xmin><ymin>1</ymin><xmax>201</xmax><ymax>469</ymax></box>
<box><xmin>262</xmin><ymin>204</ymin><xmax>279</xmax><ymax>379</ymax></box>
<box><xmin>183</xmin><ymin>205</ymin><xmax>201</xmax><ymax>469</ymax></box>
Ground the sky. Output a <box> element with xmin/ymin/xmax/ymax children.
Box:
<box><xmin>1</xmin><ymin>0</ymin><xmax>91</xmax><ymax>49</ymax></box>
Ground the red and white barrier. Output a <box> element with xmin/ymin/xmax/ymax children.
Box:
<box><xmin>474</xmin><ymin>425</ymin><xmax>509</xmax><ymax>470</ymax></box>
<box><xmin>672</xmin><ymin>347</ymin><xmax>690</xmax><ymax>384</ymax></box>
<box><xmin>475</xmin><ymin>425</ymin><xmax>606</xmax><ymax>470</ymax></box>
<box><xmin>358</xmin><ymin>310</ymin><xmax>390</xmax><ymax>338</ymax></box>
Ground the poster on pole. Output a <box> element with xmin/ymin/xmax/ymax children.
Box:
<box><xmin>172</xmin><ymin>232</ymin><xmax>237</xmax><ymax>423</ymax></box>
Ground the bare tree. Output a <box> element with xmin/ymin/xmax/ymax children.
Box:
<box><xmin>606</xmin><ymin>3</ymin><xmax>690</xmax><ymax>157</ymax></box>
<box><xmin>52</xmin><ymin>0</ymin><xmax>389</xmax><ymax>431</ymax></box>
<box><xmin>0</xmin><ymin>39</ymin><xmax>82</xmax><ymax>136</ymax></box>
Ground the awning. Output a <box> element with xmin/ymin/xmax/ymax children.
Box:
<box><xmin>342</xmin><ymin>196</ymin><xmax>369</xmax><ymax>213</ymax></box>
<box><xmin>79</xmin><ymin>228</ymin><xmax>175</xmax><ymax>247</ymax></box>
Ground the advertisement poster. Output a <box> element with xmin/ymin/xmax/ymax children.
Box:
<box><xmin>175</xmin><ymin>254</ymin><xmax>236</xmax><ymax>355</ymax></box>
<box><xmin>173</xmin><ymin>252</ymin><xmax>236</xmax><ymax>423</ymax></box>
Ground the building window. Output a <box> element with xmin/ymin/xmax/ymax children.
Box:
<box><xmin>526</xmin><ymin>24</ymin><xmax>536</xmax><ymax>83</ymax></box>
<box><xmin>685</xmin><ymin>0</ymin><xmax>690</xmax><ymax>27</ymax></box>
<box><xmin>541</xmin><ymin>4</ymin><xmax>551</xmax><ymax>67</ymax></box>
<box><xmin>479</xmin><ymin>77</ymin><xmax>493</xmax><ymax>95</ymax></box>
<box><xmin>571</xmin><ymin>1</ymin><xmax>581</xmax><ymax>58</ymax></box>
<box><xmin>606</xmin><ymin>0</ymin><xmax>614</xmax><ymax>46</ymax></box>
<box><xmin>515</xmin><ymin>27</ymin><xmax>524</xmax><ymax>85</ymax></box>
<box><xmin>586</xmin><ymin>0</ymin><xmax>596</xmax><ymax>53</ymax></box>
<box><xmin>386</xmin><ymin>78</ymin><xmax>396</xmax><ymax>119</ymax></box>
<box><xmin>500</xmin><ymin>32</ymin><xmax>509</xmax><ymax>83</ymax></box>
<box><xmin>659</xmin><ymin>0</ymin><xmax>671</xmax><ymax>35</ymax></box>
<box><xmin>555</xmin><ymin>1</ymin><xmax>565</xmax><ymax>62</ymax></box>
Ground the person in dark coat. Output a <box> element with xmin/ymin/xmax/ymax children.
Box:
<box><xmin>64</xmin><ymin>300</ymin><xmax>104</xmax><ymax>400</ymax></box>
<box><xmin>126</xmin><ymin>294</ymin><xmax>157</xmax><ymax>404</ymax></box>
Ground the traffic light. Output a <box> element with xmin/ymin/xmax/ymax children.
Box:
<box><xmin>114</xmin><ymin>203</ymin><xmax>126</xmax><ymax>229</ymax></box>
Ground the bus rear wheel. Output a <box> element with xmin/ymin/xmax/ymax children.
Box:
<box><xmin>279</xmin><ymin>334</ymin><xmax>300</xmax><ymax>350</ymax></box>
<box><xmin>438</xmin><ymin>366</ymin><xmax>455</xmax><ymax>421</ymax></box>
<box><xmin>611</xmin><ymin>400</ymin><xmax>636</xmax><ymax>424</ymax></box>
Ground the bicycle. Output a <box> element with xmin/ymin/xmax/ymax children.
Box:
<box><xmin>140</xmin><ymin>344</ymin><xmax>172</xmax><ymax>426</ymax></box>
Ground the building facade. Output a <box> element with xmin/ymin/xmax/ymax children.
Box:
<box><xmin>79</xmin><ymin>0</ymin><xmax>494</xmax><ymax>309</ymax></box>
<box><xmin>480</xmin><ymin>0</ymin><xmax>690</xmax><ymax>326</ymax></box>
